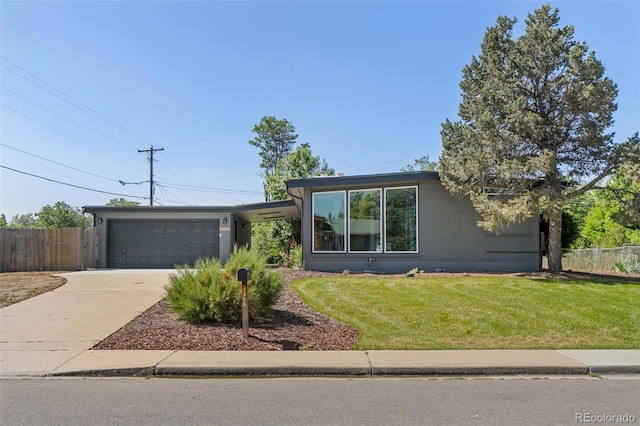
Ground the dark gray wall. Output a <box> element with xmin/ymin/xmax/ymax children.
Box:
<box><xmin>302</xmin><ymin>179</ymin><xmax>540</xmax><ymax>273</ymax></box>
<box><xmin>92</xmin><ymin>211</ymin><xmax>232</xmax><ymax>268</ymax></box>
<box><xmin>233</xmin><ymin>216</ymin><xmax>251</xmax><ymax>250</ymax></box>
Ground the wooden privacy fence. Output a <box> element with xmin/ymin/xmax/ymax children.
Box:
<box><xmin>0</xmin><ymin>227</ymin><xmax>98</xmax><ymax>272</ymax></box>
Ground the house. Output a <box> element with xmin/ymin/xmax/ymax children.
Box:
<box><xmin>83</xmin><ymin>171</ymin><xmax>541</xmax><ymax>272</ymax></box>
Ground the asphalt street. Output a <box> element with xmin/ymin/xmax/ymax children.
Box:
<box><xmin>2</xmin><ymin>376</ymin><xmax>639</xmax><ymax>425</ymax></box>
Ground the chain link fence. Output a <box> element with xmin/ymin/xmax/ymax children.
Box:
<box><xmin>562</xmin><ymin>246</ymin><xmax>640</xmax><ymax>273</ymax></box>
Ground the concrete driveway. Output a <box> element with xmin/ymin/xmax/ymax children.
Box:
<box><xmin>0</xmin><ymin>270</ymin><xmax>172</xmax><ymax>376</ymax></box>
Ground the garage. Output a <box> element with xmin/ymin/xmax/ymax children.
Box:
<box><xmin>108</xmin><ymin>220</ymin><xmax>219</xmax><ymax>268</ymax></box>
<box><xmin>83</xmin><ymin>201</ymin><xmax>299</xmax><ymax>269</ymax></box>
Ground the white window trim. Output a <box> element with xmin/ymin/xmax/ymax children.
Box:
<box><xmin>383</xmin><ymin>186</ymin><xmax>419</xmax><ymax>253</ymax></box>
<box><xmin>311</xmin><ymin>186</ymin><xmax>419</xmax><ymax>254</ymax></box>
<box><xmin>312</xmin><ymin>190</ymin><xmax>347</xmax><ymax>253</ymax></box>
<box><xmin>348</xmin><ymin>188</ymin><xmax>383</xmax><ymax>253</ymax></box>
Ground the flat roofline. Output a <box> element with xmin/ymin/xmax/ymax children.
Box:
<box><xmin>82</xmin><ymin>205</ymin><xmax>234</xmax><ymax>214</ymax></box>
<box><xmin>83</xmin><ymin>199</ymin><xmax>296</xmax><ymax>214</ymax></box>
<box><xmin>82</xmin><ymin>199</ymin><xmax>300</xmax><ymax>222</ymax></box>
<box><xmin>286</xmin><ymin>171</ymin><xmax>439</xmax><ymax>190</ymax></box>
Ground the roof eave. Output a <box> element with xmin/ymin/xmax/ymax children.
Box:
<box><xmin>285</xmin><ymin>171</ymin><xmax>439</xmax><ymax>191</ymax></box>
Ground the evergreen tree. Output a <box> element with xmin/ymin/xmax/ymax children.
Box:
<box><xmin>401</xmin><ymin>155</ymin><xmax>438</xmax><ymax>172</ymax></box>
<box><xmin>440</xmin><ymin>5</ymin><xmax>638</xmax><ymax>271</ymax></box>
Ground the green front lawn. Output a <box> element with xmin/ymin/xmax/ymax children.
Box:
<box><xmin>291</xmin><ymin>275</ymin><xmax>640</xmax><ymax>350</ymax></box>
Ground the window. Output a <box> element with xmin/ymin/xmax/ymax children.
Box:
<box><xmin>312</xmin><ymin>186</ymin><xmax>418</xmax><ymax>253</ymax></box>
<box><xmin>349</xmin><ymin>189</ymin><xmax>381</xmax><ymax>252</ymax></box>
<box><xmin>312</xmin><ymin>192</ymin><xmax>346</xmax><ymax>252</ymax></box>
<box><xmin>385</xmin><ymin>187</ymin><xmax>418</xmax><ymax>252</ymax></box>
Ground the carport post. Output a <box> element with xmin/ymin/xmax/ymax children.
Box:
<box><xmin>237</xmin><ymin>268</ymin><xmax>251</xmax><ymax>338</ymax></box>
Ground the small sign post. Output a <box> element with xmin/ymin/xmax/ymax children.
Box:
<box><xmin>237</xmin><ymin>268</ymin><xmax>251</xmax><ymax>338</ymax></box>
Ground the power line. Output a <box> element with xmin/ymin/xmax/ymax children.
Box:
<box><xmin>1</xmin><ymin>103</ymin><xmax>146</xmax><ymax>174</ymax></box>
<box><xmin>1</xmin><ymin>57</ymin><xmax>154</xmax><ymax>145</ymax></box>
<box><xmin>2</xmin><ymin>58</ymin><xmax>210</xmax><ymax>191</ymax></box>
<box><xmin>162</xmin><ymin>150</ymin><xmax>226</xmax><ymax>193</ymax></box>
<box><xmin>0</xmin><ymin>165</ymin><xmax>149</xmax><ymax>200</ymax></box>
<box><xmin>155</xmin><ymin>183</ymin><xmax>193</xmax><ymax>206</ymax></box>
<box><xmin>157</xmin><ymin>181</ymin><xmax>263</xmax><ymax>195</ymax></box>
<box><xmin>1</xmin><ymin>85</ymin><xmax>139</xmax><ymax>150</ymax></box>
<box><xmin>0</xmin><ymin>142</ymin><xmax>117</xmax><ymax>182</ymax></box>
<box><xmin>1</xmin><ymin>57</ymin><xmax>259</xmax><ymax>200</ymax></box>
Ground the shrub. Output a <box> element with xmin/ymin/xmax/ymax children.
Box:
<box><xmin>222</xmin><ymin>245</ymin><xmax>284</xmax><ymax>319</ymax></box>
<box><xmin>613</xmin><ymin>252</ymin><xmax>640</xmax><ymax>274</ymax></box>
<box><xmin>165</xmin><ymin>246</ymin><xmax>284</xmax><ymax>324</ymax></box>
<box><xmin>290</xmin><ymin>244</ymin><xmax>303</xmax><ymax>268</ymax></box>
<box><xmin>165</xmin><ymin>257</ymin><xmax>224</xmax><ymax>323</ymax></box>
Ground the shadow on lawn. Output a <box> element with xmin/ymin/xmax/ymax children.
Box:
<box><xmin>516</xmin><ymin>270</ymin><xmax>640</xmax><ymax>285</ymax></box>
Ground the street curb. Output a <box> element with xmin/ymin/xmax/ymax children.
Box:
<box><xmin>42</xmin><ymin>365</ymin><xmax>613</xmax><ymax>378</ymax></box>
<box><xmin>49</xmin><ymin>367</ymin><xmax>156</xmax><ymax>377</ymax></box>
<box><xmin>154</xmin><ymin>366</ymin><xmax>372</xmax><ymax>377</ymax></box>
<box><xmin>369</xmin><ymin>366</ymin><xmax>591</xmax><ymax>376</ymax></box>
<box><xmin>588</xmin><ymin>365</ymin><xmax>640</xmax><ymax>374</ymax></box>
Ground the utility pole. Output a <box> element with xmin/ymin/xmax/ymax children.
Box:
<box><xmin>138</xmin><ymin>145</ymin><xmax>164</xmax><ymax>206</ymax></box>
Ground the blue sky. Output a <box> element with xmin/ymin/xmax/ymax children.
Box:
<box><xmin>1</xmin><ymin>1</ymin><xmax>638</xmax><ymax>219</ymax></box>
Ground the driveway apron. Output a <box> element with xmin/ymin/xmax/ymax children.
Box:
<box><xmin>0</xmin><ymin>270</ymin><xmax>171</xmax><ymax>376</ymax></box>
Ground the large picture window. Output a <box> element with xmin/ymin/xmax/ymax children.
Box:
<box><xmin>385</xmin><ymin>186</ymin><xmax>418</xmax><ymax>252</ymax></box>
<box><xmin>312</xmin><ymin>186</ymin><xmax>417</xmax><ymax>253</ymax></box>
<box><xmin>349</xmin><ymin>189</ymin><xmax>381</xmax><ymax>252</ymax></box>
<box><xmin>312</xmin><ymin>192</ymin><xmax>346</xmax><ymax>252</ymax></box>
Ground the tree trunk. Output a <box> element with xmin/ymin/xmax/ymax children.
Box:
<box><xmin>547</xmin><ymin>205</ymin><xmax>563</xmax><ymax>272</ymax></box>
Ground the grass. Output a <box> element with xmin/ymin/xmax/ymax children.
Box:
<box><xmin>290</xmin><ymin>275</ymin><xmax>640</xmax><ymax>350</ymax></box>
<box><xmin>0</xmin><ymin>272</ymin><xmax>67</xmax><ymax>308</ymax></box>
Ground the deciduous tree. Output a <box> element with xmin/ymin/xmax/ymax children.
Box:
<box><xmin>249</xmin><ymin>116</ymin><xmax>298</xmax><ymax>178</ymax></box>
<box><xmin>266</xmin><ymin>143</ymin><xmax>334</xmax><ymax>201</ymax></box>
<box><xmin>105</xmin><ymin>198</ymin><xmax>140</xmax><ymax>207</ymax></box>
<box><xmin>36</xmin><ymin>201</ymin><xmax>91</xmax><ymax>228</ymax></box>
<box><xmin>249</xmin><ymin>118</ymin><xmax>333</xmax><ymax>265</ymax></box>
<box><xmin>8</xmin><ymin>213</ymin><xmax>38</xmax><ymax>229</ymax></box>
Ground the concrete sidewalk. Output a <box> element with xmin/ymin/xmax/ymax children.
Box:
<box><xmin>38</xmin><ymin>349</ymin><xmax>640</xmax><ymax>378</ymax></box>
<box><xmin>1</xmin><ymin>270</ymin><xmax>639</xmax><ymax>378</ymax></box>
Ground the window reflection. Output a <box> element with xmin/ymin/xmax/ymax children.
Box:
<box><xmin>312</xmin><ymin>192</ymin><xmax>345</xmax><ymax>252</ymax></box>
<box><xmin>349</xmin><ymin>189</ymin><xmax>381</xmax><ymax>252</ymax></box>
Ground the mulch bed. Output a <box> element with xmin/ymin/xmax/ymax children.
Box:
<box><xmin>92</xmin><ymin>269</ymin><xmax>359</xmax><ymax>351</ymax></box>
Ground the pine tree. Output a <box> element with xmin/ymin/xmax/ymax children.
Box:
<box><xmin>440</xmin><ymin>5</ymin><xmax>638</xmax><ymax>271</ymax></box>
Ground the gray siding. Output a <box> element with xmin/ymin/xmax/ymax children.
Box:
<box><xmin>302</xmin><ymin>179</ymin><xmax>539</xmax><ymax>273</ymax></box>
<box><xmin>93</xmin><ymin>210</ymin><xmax>233</xmax><ymax>268</ymax></box>
<box><xmin>233</xmin><ymin>216</ymin><xmax>251</xmax><ymax>249</ymax></box>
